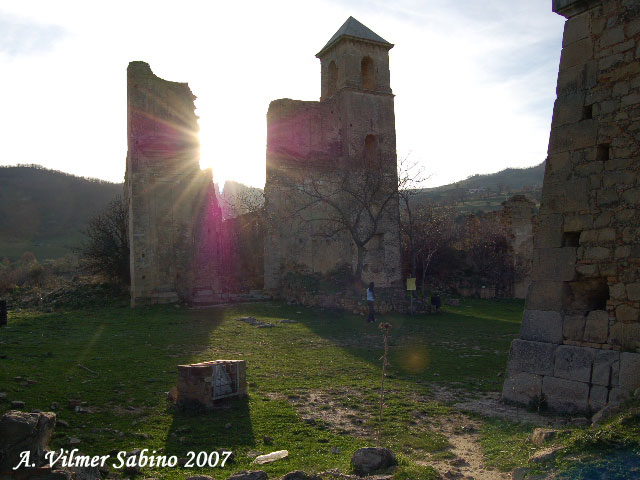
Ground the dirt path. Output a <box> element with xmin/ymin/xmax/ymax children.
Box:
<box><xmin>418</xmin><ymin>412</ymin><xmax>510</xmax><ymax>480</ymax></box>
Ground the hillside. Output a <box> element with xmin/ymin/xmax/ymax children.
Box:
<box><xmin>413</xmin><ymin>161</ymin><xmax>545</xmax><ymax>214</ymax></box>
<box><xmin>430</xmin><ymin>161</ymin><xmax>545</xmax><ymax>193</ymax></box>
<box><xmin>0</xmin><ymin>165</ymin><xmax>123</xmax><ymax>260</ymax></box>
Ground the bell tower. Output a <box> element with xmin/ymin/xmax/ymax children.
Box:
<box><xmin>316</xmin><ymin>16</ymin><xmax>393</xmax><ymax>100</ymax></box>
<box><xmin>316</xmin><ymin>17</ymin><xmax>396</xmax><ymax>174</ymax></box>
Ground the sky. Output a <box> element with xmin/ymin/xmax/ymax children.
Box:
<box><xmin>0</xmin><ymin>0</ymin><xmax>566</xmax><ymax>190</ymax></box>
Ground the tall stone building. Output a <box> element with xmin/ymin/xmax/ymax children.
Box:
<box><xmin>264</xmin><ymin>17</ymin><xmax>402</xmax><ymax>294</ymax></box>
<box><xmin>126</xmin><ymin>62</ymin><xmax>223</xmax><ymax>306</ymax></box>
<box><xmin>502</xmin><ymin>0</ymin><xmax>640</xmax><ymax>412</ymax></box>
<box><xmin>502</xmin><ymin>195</ymin><xmax>536</xmax><ymax>299</ymax></box>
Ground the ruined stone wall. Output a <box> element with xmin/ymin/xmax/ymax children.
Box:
<box><xmin>264</xmin><ymin>92</ymin><xmax>401</xmax><ymax>295</ymax></box>
<box><xmin>502</xmin><ymin>195</ymin><xmax>536</xmax><ymax>299</ymax></box>
<box><xmin>126</xmin><ymin>62</ymin><xmax>223</xmax><ymax>306</ymax></box>
<box><xmin>502</xmin><ymin>0</ymin><xmax>640</xmax><ymax>412</ymax></box>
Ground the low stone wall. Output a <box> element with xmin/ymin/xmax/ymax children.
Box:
<box><xmin>280</xmin><ymin>285</ymin><xmax>432</xmax><ymax>315</ymax></box>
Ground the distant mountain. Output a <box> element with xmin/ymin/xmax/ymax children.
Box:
<box><xmin>408</xmin><ymin>161</ymin><xmax>545</xmax><ymax>214</ymax></box>
<box><xmin>0</xmin><ymin>165</ymin><xmax>123</xmax><ymax>260</ymax></box>
<box><xmin>431</xmin><ymin>161</ymin><xmax>545</xmax><ymax>192</ymax></box>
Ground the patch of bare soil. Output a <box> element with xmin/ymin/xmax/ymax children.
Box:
<box><xmin>287</xmin><ymin>389</ymin><xmax>375</xmax><ymax>438</ymax></box>
<box><xmin>429</xmin><ymin>385</ymin><xmax>570</xmax><ymax>426</ymax></box>
<box><xmin>418</xmin><ymin>412</ymin><xmax>510</xmax><ymax>480</ymax></box>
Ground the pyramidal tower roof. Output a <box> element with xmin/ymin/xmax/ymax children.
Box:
<box><xmin>316</xmin><ymin>16</ymin><xmax>393</xmax><ymax>57</ymax></box>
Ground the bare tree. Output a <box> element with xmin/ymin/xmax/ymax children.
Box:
<box><xmin>397</xmin><ymin>157</ymin><xmax>429</xmax><ymax>279</ymax></box>
<box><xmin>412</xmin><ymin>203</ymin><xmax>458</xmax><ymax>294</ymax></box>
<box><xmin>279</xmin><ymin>157</ymin><xmax>401</xmax><ymax>285</ymax></box>
<box><xmin>79</xmin><ymin>196</ymin><xmax>129</xmax><ymax>285</ymax></box>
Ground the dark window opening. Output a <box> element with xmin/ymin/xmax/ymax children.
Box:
<box><xmin>564</xmin><ymin>277</ymin><xmax>609</xmax><ymax>314</ymax></box>
<box><xmin>562</xmin><ymin>231</ymin><xmax>581</xmax><ymax>247</ymax></box>
<box><xmin>361</xmin><ymin>57</ymin><xmax>375</xmax><ymax>91</ymax></box>
<box><xmin>327</xmin><ymin>61</ymin><xmax>338</xmax><ymax>97</ymax></box>
<box><xmin>596</xmin><ymin>144</ymin><xmax>610</xmax><ymax>161</ymax></box>
<box><xmin>582</xmin><ymin>105</ymin><xmax>593</xmax><ymax>120</ymax></box>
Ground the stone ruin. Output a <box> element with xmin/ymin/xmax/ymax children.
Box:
<box><xmin>503</xmin><ymin>0</ymin><xmax>640</xmax><ymax>412</ymax></box>
<box><xmin>126</xmin><ymin>62</ymin><xmax>225</xmax><ymax>307</ymax></box>
<box><xmin>502</xmin><ymin>195</ymin><xmax>536</xmax><ymax>299</ymax></box>
<box><xmin>177</xmin><ymin>360</ymin><xmax>248</xmax><ymax>409</ymax></box>
<box><xmin>263</xmin><ymin>17</ymin><xmax>402</xmax><ymax>297</ymax></box>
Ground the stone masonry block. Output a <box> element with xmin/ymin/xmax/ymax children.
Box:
<box><xmin>609</xmin><ymin>322</ymin><xmax>640</xmax><ymax>350</ymax></box>
<box><xmin>563</xmin><ymin>10</ymin><xmax>590</xmax><ymax>47</ymax></box>
<box><xmin>583</xmin><ymin>310</ymin><xmax>609</xmax><ymax>343</ymax></box>
<box><xmin>507</xmin><ymin>339</ymin><xmax>557</xmax><ymax>377</ymax></box>
<box><xmin>627</xmin><ymin>283</ymin><xmax>640</xmax><ymax>301</ymax></box>
<box><xmin>560</xmin><ymin>37</ymin><xmax>594</xmax><ymax>70</ymax></box>
<box><xmin>564</xmin><ymin>314</ymin><xmax>586</xmax><ymax>341</ymax></box>
<box><xmin>589</xmin><ymin>385</ymin><xmax>609</xmax><ymax>411</ymax></box>
<box><xmin>620</xmin><ymin>352</ymin><xmax>640</xmax><ymax>393</ymax></box>
<box><xmin>532</xmin><ymin>247</ymin><xmax>577</xmax><ymax>281</ymax></box>
<box><xmin>534</xmin><ymin>214</ymin><xmax>564</xmax><ymax>248</ymax></box>
<box><xmin>526</xmin><ymin>281</ymin><xmax>565</xmax><ymax>311</ymax></box>
<box><xmin>501</xmin><ymin>372</ymin><xmax>543</xmax><ymax>406</ymax></box>
<box><xmin>542</xmin><ymin>376</ymin><xmax>589</xmax><ymax>413</ymax></box>
<box><xmin>592</xmin><ymin>349</ymin><xmax>620</xmax><ymax>387</ymax></box>
<box><xmin>616</xmin><ymin>304</ymin><xmax>639</xmax><ymax>323</ymax></box>
<box><xmin>554</xmin><ymin>345</ymin><xmax>596</xmax><ymax>383</ymax></box>
<box><xmin>520</xmin><ymin>310</ymin><xmax>564</xmax><ymax>344</ymax></box>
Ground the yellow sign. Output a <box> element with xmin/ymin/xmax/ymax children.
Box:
<box><xmin>406</xmin><ymin>278</ymin><xmax>416</xmax><ymax>291</ymax></box>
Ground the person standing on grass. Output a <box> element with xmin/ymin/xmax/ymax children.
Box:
<box><xmin>366</xmin><ymin>282</ymin><xmax>375</xmax><ymax>323</ymax></box>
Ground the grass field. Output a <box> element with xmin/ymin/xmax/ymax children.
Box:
<box><xmin>1</xmin><ymin>298</ymin><xmax>638</xmax><ymax>479</ymax></box>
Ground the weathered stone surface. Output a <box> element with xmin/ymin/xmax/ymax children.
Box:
<box><xmin>525</xmin><ymin>281</ymin><xmax>565</xmax><ymax>311</ymax></box>
<box><xmin>531</xmin><ymin>428</ymin><xmax>558</xmax><ymax>447</ymax></box>
<box><xmin>350</xmin><ymin>447</ymin><xmax>396</xmax><ymax>475</ymax></box>
<box><xmin>583</xmin><ymin>310</ymin><xmax>609</xmax><ymax>343</ymax></box>
<box><xmin>591</xmin><ymin>404</ymin><xmax>621</xmax><ymax>426</ymax></box>
<box><xmin>542</xmin><ymin>376</ymin><xmax>589</xmax><ymax>412</ymax></box>
<box><xmin>264</xmin><ymin>21</ymin><xmax>401</xmax><ymax>296</ymax></box>
<box><xmin>627</xmin><ymin>282</ymin><xmax>640</xmax><ymax>301</ymax></box>
<box><xmin>532</xmin><ymin>248</ymin><xmax>577</xmax><ymax>281</ymax></box>
<box><xmin>253</xmin><ymin>450</ymin><xmax>289</xmax><ymax>465</ymax></box>
<box><xmin>502</xmin><ymin>372</ymin><xmax>543</xmax><ymax>405</ymax></box>
<box><xmin>529</xmin><ymin>446</ymin><xmax>564</xmax><ymax>464</ymax></box>
<box><xmin>554</xmin><ymin>345</ymin><xmax>595</xmax><ymax>382</ymax></box>
<box><xmin>507</xmin><ymin>340</ymin><xmax>557</xmax><ymax>376</ymax></box>
<box><xmin>0</xmin><ymin>410</ymin><xmax>56</xmax><ymax>471</ymax></box>
<box><xmin>588</xmin><ymin>385</ymin><xmax>609</xmax><ymax>411</ymax></box>
<box><xmin>616</xmin><ymin>304</ymin><xmax>639</xmax><ymax>323</ymax></box>
<box><xmin>563</xmin><ymin>314</ymin><xmax>586</xmax><ymax>341</ymax></box>
<box><xmin>620</xmin><ymin>352</ymin><xmax>640</xmax><ymax>393</ymax></box>
<box><xmin>608</xmin><ymin>322</ymin><xmax>640</xmax><ymax>350</ymax></box>
<box><xmin>126</xmin><ymin>62</ymin><xmax>225</xmax><ymax>307</ymax></box>
<box><xmin>520</xmin><ymin>310</ymin><xmax>563</xmax><ymax>344</ymax></box>
<box><xmin>281</xmin><ymin>472</ymin><xmax>322</xmax><ymax>480</ymax></box>
<box><xmin>592</xmin><ymin>349</ymin><xmax>620</xmax><ymax>387</ymax></box>
<box><xmin>227</xmin><ymin>471</ymin><xmax>268</xmax><ymax>480</ymax></box>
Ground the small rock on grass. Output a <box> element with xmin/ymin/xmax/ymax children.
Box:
<box><xmin>282</xmin><ymin>472</ymin><xmax>322</xmax><ymax>480</ymax></box>
<box><xmin>531</xmin><ymin>428</ymin><xmax>557</xmax><ymax>446</ymax></box>
<box><xmin>186</xmin><ymin>476</ymin><xmax>214</xmax><ymax>480</ymax></box>
<box><xmin>351</xmin><ymin>447</ymin><xmax>396</xmax><ymax>475</ymax></box>
<box><xmin>226</xmin><ymin>471</ymin><xmax>268</xmax><ymax>480</ymax></box>
<box><xmin>252</xmin><ymin>450</ymin><xmax>288</xmax><ymax>465</ymax></box>
<box><xmin>11</xmin><ymin>400</ymin><xmax>25</xmax><ymax>408</ymax></box>
<box><xmin>529</xmin><ymin>446</ymin><xmax>562</xmax><ymax>464</ymax></box>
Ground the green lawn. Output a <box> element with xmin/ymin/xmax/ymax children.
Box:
<box><xmin>2</xmin><ymin>298</ymin><xmax>636</xmax><ymax>479</ymax></box>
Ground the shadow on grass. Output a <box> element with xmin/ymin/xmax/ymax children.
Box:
<box><xmin>277</xmin><ymin>298</ymin><xmax>524</xmax><ymax>388</ymax></box>
<box><xmin>164</xmin><ymin>396</ymin><xmax>255</xmax><ymax>458</ymax></box>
